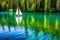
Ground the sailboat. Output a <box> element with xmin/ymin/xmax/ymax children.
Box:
<box><xmin>15</xmin><ymin>0</ymin><xmax>22</xmax><ymax>25</ymax></box>
<box><xmin>15</xmin><ymin>7</ymin><xmax>22</xmax><ymax>25</ymax></box>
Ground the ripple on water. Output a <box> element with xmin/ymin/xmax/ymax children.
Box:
<box><xmin>0</xmin><ymin>26</ymin><xmax>57</xmax><ymax>40</ymax></box>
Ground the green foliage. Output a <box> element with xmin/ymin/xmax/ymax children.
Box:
<box><xmin>0</xmin><ymin>0</ymin><xmax>58</xmax><ymax>12</ymax></box>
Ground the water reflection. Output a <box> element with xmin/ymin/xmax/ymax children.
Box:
<box><xmin>0</xmin><ymin>12</ymin><xmax>60</xmax><ymax>40</ymax></box>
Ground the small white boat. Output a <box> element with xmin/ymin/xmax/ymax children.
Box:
<box><xmin>15</xmin><ymin>7</ymin><xmax>22</xmax><ymax>25</ymax></box>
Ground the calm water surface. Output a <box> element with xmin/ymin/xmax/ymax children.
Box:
<box><xmin>0</xmin><ymin>12</ymin><xmax>60</xmax><ymax>40</ymax></box>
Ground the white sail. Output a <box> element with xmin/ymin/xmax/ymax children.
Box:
<box><xmin>19</xmin><ymin>8</ymin><xmax>22</xmax><ymax>15</ymax></box>
<box><xmin>16</xmin><ymin>8</ymin><xmax>19</xmax><ymax>15</ymax></box>
<box><xmin>15</xmin><ymin>8</ymin><xmax>22</xmax><ymax>24</ymax></box>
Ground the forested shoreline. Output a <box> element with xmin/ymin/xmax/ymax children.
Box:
<box><xmin>0</xmin><ymin>0</ymin><xmax>60</xmax><ymax>12</ymax></box>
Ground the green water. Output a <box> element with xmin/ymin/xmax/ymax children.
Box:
<box><xmin>0</xmin><ymin>12</ymin><xmax>60</xmax><ymax>40</ymax></box>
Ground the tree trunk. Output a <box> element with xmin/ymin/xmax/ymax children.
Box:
<box><xmin>25</xmin><ymin>0</ymin><xmax>27</xmax><ymax>11</ymax></box>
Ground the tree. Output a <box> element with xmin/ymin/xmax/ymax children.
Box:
<box><xmin>25</xmin><ymin>0</ymin><xmax>27</xmax><ymax>11</ymax></box>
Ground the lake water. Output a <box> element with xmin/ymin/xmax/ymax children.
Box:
<box><xmin>0</xmin><ymin>12</ymin><xmax>60</xmax><ymax>40</ymax></box>
<box><xmin>0</xmin><ymin>26</ymin><xmax>53</xmax><ymax>40</ymax></box>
